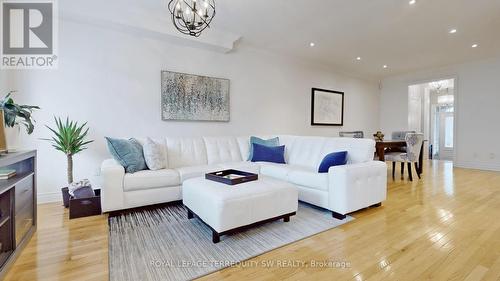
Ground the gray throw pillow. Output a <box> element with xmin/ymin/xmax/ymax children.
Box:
<box><xmin>247</xmin><ymin>136</ymin><xmax>280</xmax><ymax>161</ymax></box>
<box><xmin>105</xmin><ymin>137</ymin><xmax>147</xmax><ymax>173</ymax></box>
<box><xmin>143</xmin><ymin>138</ymin><xmax>166</xmax><ymax>170</ymax></box>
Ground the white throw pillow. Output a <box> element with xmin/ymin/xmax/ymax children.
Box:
<box><xmin>143</xmin><ymin>138</ymin><xmax>166</xmax><ymax>170</ymax></box>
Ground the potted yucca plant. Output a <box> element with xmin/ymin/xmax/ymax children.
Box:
<box><xmin>43</xmin><ymin>117</ymin><xmax>94</xmax><ymax>183</ymax></box>
<box><xmin>42</xmin><ymin>117</ymin><xmax>93</xmax><ymax>206</ymax></box>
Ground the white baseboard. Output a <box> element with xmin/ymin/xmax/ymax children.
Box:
<box><xmin>37</xmin><ymin>192</ymin><xmax>63</xmax><ymax>204</ymax></box>
<box><xmin>454</xmin><ymin>161</ymin><xmax>500</xmax><ymax>172</ymax></box>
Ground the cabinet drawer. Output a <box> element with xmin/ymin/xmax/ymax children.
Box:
<box><xmin>15</xmin><ymin>175</ymin><xmax>34</xmax><ymax>213</ymax></box>
<box><xmin>15</xmin><ymin>202</ymin><xmax>33</xmax><ymax>246</ymax></box>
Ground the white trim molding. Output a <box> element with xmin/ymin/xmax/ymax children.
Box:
<box><xmin>454</xmin><ymin>161</ymin><xmax>500</xmax><ymax>172</ymax></box>
<box><xmin>60</xmin><ymin>11</ymin><xmax>241</xmax><ymax>53</ymax></box>
<box><xmin>38</xmin><ymin>192</ymin><xmax>63</xmax><ymax>204</ymax></box>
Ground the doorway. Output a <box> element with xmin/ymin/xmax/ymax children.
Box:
<box><xmin>408</xmin><ymin>79</ymin><xmax>455</xmax><ymax>161</ymax></box>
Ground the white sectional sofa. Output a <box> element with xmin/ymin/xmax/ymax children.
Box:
<box><xmin>101</xmin><ymin>135</ymin><xmax>387</xmax><ymax>218</ymax></box>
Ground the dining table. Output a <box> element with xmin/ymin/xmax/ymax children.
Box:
<box><xmin>375</xmin><ymin>140</ymin><xmax>425</xmax><ymax>174</ymax></box>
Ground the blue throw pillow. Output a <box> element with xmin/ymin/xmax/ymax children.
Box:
<box><xmin>105</xmin><ymin>137</ymin><xmax>147</xmax><ymax>173</ymax></box>
<box><xmin>251</xmin><ymin>143</ymin><xmax>286</xmax><ymax>164</ymax></box>
<box><xmin>247</xmin><ymin>136</ymin><xmax>280</xmax><ymax>161</ymax></box>
<box><xmin>318</xmin><ymin>151</ymin><xmax>348</xmax><ymax>173</ymax></box>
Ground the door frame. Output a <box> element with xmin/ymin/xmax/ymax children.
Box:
<box><xmin>408</xmin><ymin>75</ymin><xmax>458</xmax><ymax>163</ymax></box>
<box><xmin>438</xmin><ymin>110</ymin><xmax>454</xmax><ymax>160</ymax></box>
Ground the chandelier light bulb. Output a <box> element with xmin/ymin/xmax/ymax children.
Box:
<box><xmin>204</xmin><ymin>1</ymin><xmax>209</xmax><ymax>8</ymax></box>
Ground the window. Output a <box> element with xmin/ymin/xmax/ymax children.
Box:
<box><xmin>444</xmin><ymin>116</ymin><xmax>454</xmax><ymax>148</ymax></box>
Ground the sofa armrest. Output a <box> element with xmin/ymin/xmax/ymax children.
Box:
<box><xmin>328</xmin><ymin>161</ymin><xmax>387</xmax><ymax>215</ymax></box>
<box><xmin>101</xmin><ymin>159</ymin><xmax>125</xmax><ymax>212</ymax></box>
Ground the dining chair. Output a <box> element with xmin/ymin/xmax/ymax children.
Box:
<box><xmin>339</xmin><ymin>131</ymin><xmax>364</xmax><ymax>138</ymax></box>
<box><xmin>391</xmin><ymin>131</ymin><xmax>416</xmax><ymax>140</ymax></box>
<box><xmin>385</xmin><ymin>133</ymin><xmax>424</xmax><ymax>181</ymax></box>
<box><xmin>387</xmin><ymin>130</ymin><xmax>416</xmax><ymax>153</ymax></box>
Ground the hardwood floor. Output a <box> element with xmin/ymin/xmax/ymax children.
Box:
<box><xmin>4</xmin><ymin>204</ymin><xmax>108</xmax><ymax>281</ymax></box>
<box><xmin>4</xmin><ymin>160</ymin><xmax>500</xmax><ymax>281</ymax></box>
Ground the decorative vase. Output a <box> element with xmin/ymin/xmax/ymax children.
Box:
<box><xmin>373</xmin><ymin>131</ymin><xmax>385</xmax><ymax>142</ymax></box>
<box><xmin>4</xmin><ymin>124</ymin><xmax>21</xmax><ymax>152</ymax></box>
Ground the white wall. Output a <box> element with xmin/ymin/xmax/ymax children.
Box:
<box><xmin>0</xmin><ymin>71</ymin><xmax>16</xmax><ymax>96</ymax></box>
<box><xmin>380</xmin><ymin>56</ymin><xmax>500</xmax><ymax>171</ymax></box>
<box><xmin>2</xmin><ymin>20</ymin><xmax>380</xmax><ymax>202</ymax></box>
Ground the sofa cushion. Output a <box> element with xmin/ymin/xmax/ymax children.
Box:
<box><xmin>259</xmin><ymin>162</ymin><xmax>290</xmax><ymax>181</ymax></box>
<box><xmin>123</xmin><ymin>169</ymin><xmax>180</xmax><ymax>191</ymax></box>
<box><xmin>321</xmin><ymin>138</ymin><xmax>375</xmax><ymax>164</ymax></box>
<box><xmin>166</xmin><ymin>137</ymin><xmax>208</xmax><ymax>168</ymax></box>
<box><xmin>105</xmin><ymin>137</ymin><xmax>147</xmax><ymax>173</ymax></box>
<box><xmin>217</xmin><ymin>161</ymin><xmax>260</xmax><ymax>174</ymax></box>
<box><xmin>288</xmin><ymin>166</ymin><xmax>329</xmax><ymax>191</ymax></box>
<box><xmin>236</xmin><ymin>136</ymin><xmax>251</xmax><ymax>161</ymax></box>
<box><xmin>203</xmin><ymin>137</ymin><xmax>242</xmax><ymax>164</ymax></box>
<box><xmin>176</xmin><ymin>165</ymin><xmax>221</xmax><ymax>182</ymax></box>
<box><xmin>287</xmin><ymin>136</ymin><xmax>326</xmax><ymax>169</ymax></box>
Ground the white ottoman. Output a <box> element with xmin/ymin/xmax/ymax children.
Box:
<box><xmin>182</xmin><ymin>176</ymin><xmax>298</xmax><ymax>243</ymax></box>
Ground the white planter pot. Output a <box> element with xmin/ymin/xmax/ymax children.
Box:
<box><xmin>5</xmin><ymin>124</ymin><xmax>21</xmax><ymax>152</ymax></box>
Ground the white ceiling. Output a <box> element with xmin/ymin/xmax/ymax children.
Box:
<box><xmin>62</xmin><ymin>0</ymin><xmax>500</xmax><ymax>79</ymax></box>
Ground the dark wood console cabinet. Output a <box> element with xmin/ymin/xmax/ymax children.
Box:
<box><xmin>0</xmin><ymin>151</ymin><xmax>36</xmax><ymax>279</ymax></box>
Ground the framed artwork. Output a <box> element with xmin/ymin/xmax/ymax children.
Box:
<box><xmin>311</xmin><ymin>88</ymin><xmax>344</xmax><ymax>126</ymax></box>
<box><xmin>161</xmin><ymin>71</ymin><xmax>230</xmax><ymax>122</ymax></box>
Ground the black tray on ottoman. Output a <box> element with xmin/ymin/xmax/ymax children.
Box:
<box><xmin>205</xmin><ymin>169</ymin><xmax>258</xmax><ymax>185</ymax></box>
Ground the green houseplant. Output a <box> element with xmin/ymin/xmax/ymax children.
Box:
<box><xmin>43</xmin><ymin>117</ymin><xmax>94</xmax><ymax>184</ymax></box>
<box><xmin>1</xmin><ymin>91</ymin><xmax>40</xmax><ymax>134</ymax></box>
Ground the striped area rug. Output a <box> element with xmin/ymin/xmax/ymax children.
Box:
<box><xmin>109</xmin><ymin>202</ymin><xmax>353</xmax><ymax>281</ymax></box>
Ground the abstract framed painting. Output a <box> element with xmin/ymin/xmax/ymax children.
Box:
<box><xmin>311</xmin><ymin>88</ymin><xmax>344</xmax><ymax>126</ymax></box>
<box><xmin>161</xmin><ymin>71</ymin><xmax>230</xmax><ymax>122</ymax></box>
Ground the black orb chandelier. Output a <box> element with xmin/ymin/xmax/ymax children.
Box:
<box><xmin>168</xmin><ymin>0</ymin><xmax>216</xmax><ymax>37</ymax></box>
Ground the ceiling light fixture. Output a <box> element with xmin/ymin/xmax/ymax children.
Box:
<box><xmin>383</xmin><ymin>65</ymin><xmax>388</xmax><ymax>69</ymax></box>
<box><xmin>471</xmin><ymin>44</ymin><xmax>478</xmax><ymax>48</ymax></box>
<box><xmin>356</xmin><ymin>57</ymin><xmax>362</xmax><ymax>61</ymax></box>
<box><xmin>449</xmin><ymin>29</ymin><xmax>457</xmax><ymax>34</ymax></box>
<box><xmin>168</xmin><ymin>0</ymin><xmax>216</xmax><ymax>37</ymax></box>
<box><xmin>409</xmin><ymin>0</ymin><xmax>416</xmax><ymax>5</ymax></box>
<box><xmin>310</xmin><ymin>42</ymin><xmax>315</xmax><ymax>47</ymax></box>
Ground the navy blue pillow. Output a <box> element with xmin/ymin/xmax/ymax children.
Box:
<box><xmin>251</xmin><ymin>143</ymin><xmax>286</xmax><ymax>164</ymax></box>
<box><xmin>318</xmin><ymin>151</ymin><xmax>348</xmax><ymax>173</ymax></box>
<box><xmin>247</xmin><ymin>136</ymin><xmax>280</xmax><ymax>161</ymax></box>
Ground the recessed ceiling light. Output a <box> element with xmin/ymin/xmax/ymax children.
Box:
<box><xmin>309</xmin><ymin>42</ymin><xmax>315</xmax><ymax>47</ymax></box>
<box><xmin>471</xmin><ymin>44</ymin><xmax>478</xmax><ymax>48</ymax></box>
<box><xmin>409</xmin><ymin>0</ymin><xmax>416</xmax><ymax>5</ymax></box>
<box><xmin>449</xmin><ymin>29</ymin><xmax>457</xmax><ymax>34</ymax></box>
<box><xmin>356</xmin><ymin>57</ymin><xmax>362</xmax><ymax>61</ymax></box>
<box><xmin>383</xmin><ymin>65</ymin><xmax>388</xmax><ymax>69</ymax></box>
